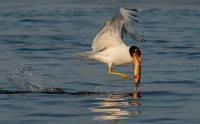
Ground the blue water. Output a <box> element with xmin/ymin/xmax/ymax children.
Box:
<box><xmin>0</xmin><ymin>2</ymin><xmax>200</xmax><ymax>124</ymax></box>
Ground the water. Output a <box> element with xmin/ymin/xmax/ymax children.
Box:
<box><xmin>0</xmin><ymin>2</ymin><xmax>200</xmax><ymax>124</ymax></box>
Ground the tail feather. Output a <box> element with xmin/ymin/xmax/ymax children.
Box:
<box><xmin>74</xmin><ymin>51</ymin><xmax>96</xmax><ymax>60</ymax></box>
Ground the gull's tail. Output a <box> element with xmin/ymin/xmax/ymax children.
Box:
<box><xmin>74</xmin><ymin>51</ymin><xmax>96</xmax><ymax>60</ymax></box>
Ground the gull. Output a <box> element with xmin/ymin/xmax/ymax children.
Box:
<box><xmin>77</xmin><ymin>7</ymin><xmax>144</xmax><ymax>83</ymax></box>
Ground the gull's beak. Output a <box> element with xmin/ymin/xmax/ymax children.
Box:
<box><xmin>132</xmin><ymin>55</ymin><xmax>142</xmax><ymax>64</ymax></box>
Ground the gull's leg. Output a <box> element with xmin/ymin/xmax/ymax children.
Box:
<box><xmin>108</xmin><ymin>67</ymin><xmax>129</xmax><ymax>79</ymax></box>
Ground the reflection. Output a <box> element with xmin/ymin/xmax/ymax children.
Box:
<box><xmin>133</xmin><ymin>90</ymin><xmax>141</xmax><ymax>99</ymax></box>
<box><xmin>89</xmin><ymin>92</ymin><xmax>142</xmax><ymax>121</ymax></box>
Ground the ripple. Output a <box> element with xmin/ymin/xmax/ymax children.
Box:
<box><xmin>142</xmin><ymin>117</ymin><xmax>180</xmax><ymax>123</ymax></box>
<box><xmin>0</xmin><ymin>88</ymin><xmax>107</xmax><ymax>95</ymax></box>
<box><xmin>26</xmin><ymin>113</ymin><xmax>81</xmax><ymax>118</ymax></box>
<box><xmin>19</xmin><ymin>19</ymin><xmax>48</xmax><ymax>23</ymax></box>
<box><xmin>142</xmin><ymin>90</ymin><xmax>198</xmax><ymax>98</ymax></box>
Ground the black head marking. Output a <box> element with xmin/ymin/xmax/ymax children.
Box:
<box><xmin>129</xmin><ymin>46</ymin><xmax>141</xmax><ymax>57</ymax></box>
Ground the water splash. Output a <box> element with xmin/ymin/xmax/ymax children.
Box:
<box><xmin>6</xmin><ymin>63</ymin><xmax>107</xmax><ymax>95</ymax></box>
<box><xmin>8</xmin><ymin>63</ymin><xmax>53</xmax><ymax>92</ymax></box>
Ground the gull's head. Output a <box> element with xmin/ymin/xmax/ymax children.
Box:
<box><xmin>129</xmin><ymin>46</ymin><xmax>142</xmax><ymax>63</ymax></box>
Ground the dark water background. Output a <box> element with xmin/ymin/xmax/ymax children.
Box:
<box><xmin>0</xmin><ymin>1</ymin><xmax>200</xmax><ymax>124</ymax></box>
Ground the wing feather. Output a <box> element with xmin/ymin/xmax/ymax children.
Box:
<box><xmin>92</xmin><ymin>7</ymin><xmax>144</xmax><ymax>52</ymax></box>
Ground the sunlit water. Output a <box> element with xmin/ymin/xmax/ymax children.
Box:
<box><xmin>0</xmin><ymin>2</ymin><xmax>200</xmax><ymax>124</ymax></box>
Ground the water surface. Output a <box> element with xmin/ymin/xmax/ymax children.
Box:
<box><xmin>0</xmin><ymin>2</ymin><xmax>200</xmax><ymax>124</ymax></box>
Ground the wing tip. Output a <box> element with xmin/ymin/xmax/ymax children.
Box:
<box><xmin>121</xmin><ymin>7</ymin><xmax>138</xmax><ymax>12</ymax></box>
<box><xmin>121</xmin><ymin>7</ymin><xmax>143</xmax><ymax>12</ymax></box>
<box><xmin>119</xmin><ymin>7</ymin><xmax>145</xmax><ymax>42</ymax></box>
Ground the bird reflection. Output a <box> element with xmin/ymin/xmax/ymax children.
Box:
<box><xmin>89</xmin><ymin>92</ymin><xmax>141</xmax><ymax>121</ymax></box>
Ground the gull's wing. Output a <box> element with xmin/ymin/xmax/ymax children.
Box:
<box><xmin>92</xmin><ymin>7</ymin><xmax>144</xmax><ymax>52</ymax></box>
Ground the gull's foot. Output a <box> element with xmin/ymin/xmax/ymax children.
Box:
<box><xmin>108</xmin><ymin>68</ymin><xmax>129</xmax><ymax>79</ymax></box>
<box><xmin>117</xmin><ymin>73</ymin><xmax>129</xmax><ymax>79</ymax></box>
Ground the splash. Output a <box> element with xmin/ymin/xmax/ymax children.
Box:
<box><xmin>6</xmin><ymin>63</ymin><xmax>106</xmax><ymax>95</ymax></box>
<box><xmin>5</xmin><ymin>63</ymin><xmax>132</xmax><ymax>96</ymax></box>
<box><xmin>8</xmin><ymin>63</ymin><xmax>55</xmax><ymax>92</ymax></box>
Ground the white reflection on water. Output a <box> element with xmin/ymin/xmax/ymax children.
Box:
<box><xmin>89</xmin><ymin>93</ymin><xmax>141</xmax><ymax>121</ymax></box>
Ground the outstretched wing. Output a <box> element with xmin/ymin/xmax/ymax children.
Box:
<box><xmin>92</xmin><ymin>7</ymin><xmax>144</xmax><ymax>52</ymax></box>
